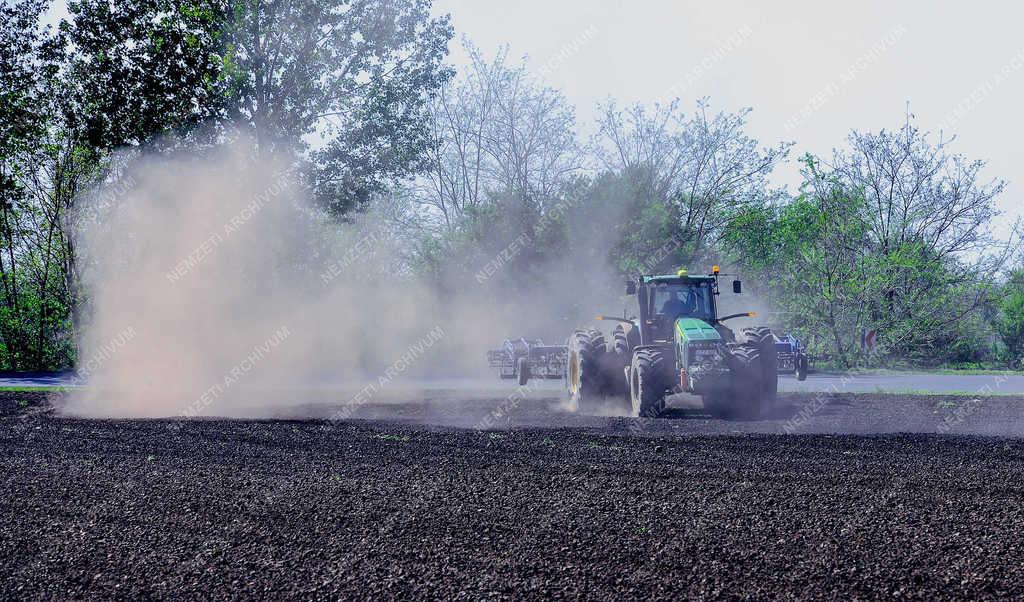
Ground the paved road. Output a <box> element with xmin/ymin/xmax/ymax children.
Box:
<box><xmin>5</xmin><ymin>371</ymin><xmax>1024</xmax><ymax>395</ymax></box>
<box><xmin>480</xmin><ymin>373</ymin><xmax>1024</xmax><ymax>395</ymax></box>
<box><xmin>0</xmin><ymin>372</ymin><xmax>79</xmax><ymax>388</ymax></box>
<box><xmin>778</xmin><ymin>372</ymin><xmax>1024</xmax><ymax>394</ymax></box>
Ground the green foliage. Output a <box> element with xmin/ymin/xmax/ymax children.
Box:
<box><xmin>64</xmin><ymin>0</ymin><xmax>229</xmax><ymax>149</ymax></box>
<box><xmin>724</xmin><ymin>135</ymin><xmax>1014</xmax><ymax>369</ymax></box>
<box><xmin>218</xmin><ymin>0</ymin><xmax>454</xmax><ymax>215</ymax></box>
<box><xmin>0</xmin><ymin>0</ymin><xmax>83</xmax><ymax>370</ymax></box>
<box><xmin>0</xmin><ymin>1</ymin><xmax>1017</xmax><ymax>373</ymax></box>
<box><xmin>997</xmin><ymin>271</ymin><xmax>1024</xmax><ymax>364</ymax></box>
<box><xmin>0</xmin><ymin>0</ymin><xmax>455</xmax><ymax>370</ymax></box>
<box><xmin>64</xmin><ymin>0</ymin><xmax>453</xmax><ymax>214</ymax></box>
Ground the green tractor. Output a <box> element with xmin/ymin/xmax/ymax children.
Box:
<box><xmin>565</xmin><ymin>267</ymin><xmax>777</xmax><ymax>418</ymax></box>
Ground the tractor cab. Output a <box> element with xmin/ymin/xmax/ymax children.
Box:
<box><xmin>627</xmin><ymin>268</ymin><xmax>739</xmax><ymax>345</ymax></box>
<box><xmin>637</xmin><ymin>276</ymin><xmax>716</xmax><ymax>343</ymax></box>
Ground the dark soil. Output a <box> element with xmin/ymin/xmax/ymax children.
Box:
<box><xmin>3</xmin><ymin>391</ymin><xmax>1024</xmax><ymax>600</ymax></box>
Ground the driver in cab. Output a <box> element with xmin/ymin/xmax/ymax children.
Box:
<box><xmin>660</xmin><ymin>289</ymin><xmax>696</xmax><ymax>320</ymax></box>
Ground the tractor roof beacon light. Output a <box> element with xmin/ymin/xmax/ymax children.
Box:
<box><xmin>677</xmin><ymin>267</ymin><xmax>688</xmax><ymax>277</ymax></box>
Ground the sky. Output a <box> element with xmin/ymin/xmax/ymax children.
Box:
<box><xmin>432</xmin><ymin>0</ymin><xmax>1024</xmax><ymax>242</ymax></box>
<box><xmin>40</xmin><ymin>0</ymin><xmax>1022</xmax><ymax>241</ymax></box>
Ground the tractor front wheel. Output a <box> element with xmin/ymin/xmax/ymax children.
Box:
<box><xmin>707</xmin><ymin>332</ymin><xmax>778</xmax><ymax>419</ymax></box>
<box><xmin>630</xmin><ymin>348</ymin><xmax>669</xmax><ymax>418</ymax></box>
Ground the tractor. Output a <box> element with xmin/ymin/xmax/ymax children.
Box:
<box><xmin>565</xmin><ymin>267</ymin><xmax>778</xmax><ymax>418</ymax></box>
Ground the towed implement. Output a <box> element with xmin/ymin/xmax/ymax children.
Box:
<box><xmin>775</xmin><ymin>333</ymin><xmax>810</xmax><ymax>381</ymax></box>
<box><xmin>563</xmin><ymin>267</ymin><xmax>778</xmax><ymax>418</ymax></box>
<box><xmin>486</xmin><ymin>338</ymin><xmax>567</xmax><ymax>386</ymax></box>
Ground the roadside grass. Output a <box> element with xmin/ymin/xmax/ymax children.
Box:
<box><xmin>865</xmin><ymin>367</ymin><xmax>1024</xmax><ymax>376</ymax></box>
<box><xmin>809</xmin><ymin>367</ymin><xmax>1024</xmax><ymax>377</ymax></box>
<box><xmin>867</xmin><ymin>388</ymin><xmax>1023</xmax><ymax>397</ymax></box>
<box><xmin>810</xmin><ymin>359</ymin><xmax>1024</xmax><ymax>377</ymax></box>
<box><xmin>934</xmin><ymin>368</ymin><xmax>1024</xmax><ymax>376</ymax></box>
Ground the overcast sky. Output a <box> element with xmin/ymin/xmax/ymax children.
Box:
<box><xmin>433</xmin><ymin>0</ymin><xmax>1024</xmax><ymax>241</ymax></box>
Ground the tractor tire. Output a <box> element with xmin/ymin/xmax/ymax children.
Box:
<box><xmin>742</xmin><ymin>327</ymin><xmax>778</xmax><ymax>402</ymax></box>
<box><xmin>629</xmin><ymin>348</ymin><xmax>670</xmax><ymax>418</ymax></box>
<box><xmin>613</xmin><ymin>325</ymin><xmax>628</xmax><ymax>355</ymax></box>
<box><xmin>604</xmin><ymin>324</ymin><xmax>637</xmax><ymax>401</ymax></box>
<box><xmin>566</xmin><ymin>329</ymin><xmax>606</xmax><ymax>412</ymax></box>
<box><xmin>517</xmin><ymin>357</ymin><xmax>530</xmax><ymax>386</ymax></box>
<box><xmin>709</xmin><ymin>345</ymin><xmax>760</xmax><ymax>418</ymax></box>
<box><xmin>612</xmin><ymin>323</ymin><xmax>641</xmax><ymax>355</ymax></box>
<box><xmin>706</xmin><ymin>341</ymin><xmax>774</xmax><ymax>419</ymax></box>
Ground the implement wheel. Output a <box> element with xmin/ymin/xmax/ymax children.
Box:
<box><xmin>517</xmin><ymin>357</ymin><xmax>530</xmax><ymax>386</ymax></box>
<box><xmin>796</xmin><ymin>355</ymin><xmax>808</xmax><ymax>381</ymax></box>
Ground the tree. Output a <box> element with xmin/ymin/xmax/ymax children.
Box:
<box><xmin>595</xmin><ymin>99</ymin><xmax>790</xmax><ymax>265</ymax></box>
<box><xmin>725</xmin><ymin>116</ymin><xmax>1017</xmax><ymax>367</ymax></box>
<box><xmin>405</xmin><ymin>43</ymin><xmax>583</xmax><ymax>289</ymax></box>
<box><xmin>724</xmin><ymin>167</ymin><xmax>870</xmax><ymax>366</ymax></box>
<box><xmin>63</xmin><ymin>0</ymin><xmax>228</xmax><ymax>150</ymax></box>
<box><xmin>413</xmin><ymin>43</ymin><xmax>581</xmax><ymax>234</ymax></box>
<box><xmin>808</xmin><ymin>121</ymin><xmax>1015</xmax><ymax>362</ymax></box>
<box><xmin>0</xmin><ymin>0</ymin><xmax>86</xmax><ymax>369</ymax></box>
<box><xmin>997</xmin><ymin>270</ymin><xmax>1024</xmax><ymax>365</ymax></box>
<box><xmin>64</xmin><ymin>0</ymin><xmax>454</xmax><ymax>215</ymax></box>
<box><xmin>219</xmin><ymin>0</ymin><xmax>453</xmax><ymax>215</ymax></box>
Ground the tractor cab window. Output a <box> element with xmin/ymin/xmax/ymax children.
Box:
<box><xmin>652</xmin><ymin>281</ymin><xmax>713</xmax><ymax>321</ymax></box>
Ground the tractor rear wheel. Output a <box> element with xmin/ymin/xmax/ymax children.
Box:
<box><xmin>605</xmin><ymin>324</ymin><xmax>637</xmax><ymax>401</ymax></box>
<box><xmin>796</xmin><ymin>355</ymin><xmax>809</xmax><ymax>381</ymax></box>
<box><xmin>612</xmin><ymin>323</ymin><xmax>640</xmax><ymax>354</ymax></box>
<box><xmin>743</xmin><ymin>327</ymin><xmax>778</xmax><ymax>402</ymax></box>
<box><xmin>630</xmin><ymin>348</ymin><xmax>669</xmax><ymax>418</ymax></box>
<box><xmin>566</xmin><ymin>329</ymin><xmax>606</xmax><ymax>412</ymax></box>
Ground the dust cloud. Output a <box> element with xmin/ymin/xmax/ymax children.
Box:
<box><xmin>63</xmin><ymin>137</ymin><xmax>774</xmax><ymax>419</ymax></box>
<box><xmin>64</xmin><ymin>138</ymin><xmax>541</xmax><ymax>418</ymax></box>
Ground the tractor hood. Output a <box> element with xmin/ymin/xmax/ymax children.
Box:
<box><xmin>674</xmin><ymin>317</ymin><xmax>729</xmax><ymax>394</ymax></box>
<box><xmin>674</xmin><ymin>317</ymin><xmax>722</xmax><ymax>343</ymax></box>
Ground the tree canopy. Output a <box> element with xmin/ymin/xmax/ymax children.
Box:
<box><xmin>0</xmin><ymin>1</ymin><xmax>1021</xmax><ymax>371</ymax></box>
